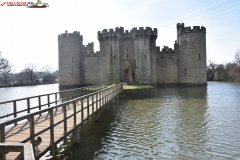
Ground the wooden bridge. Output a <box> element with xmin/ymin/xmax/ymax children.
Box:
<box><xmin>0</xmin><ymin>84</ymin><xmax>123</xmax><ymax>160</ymax></box>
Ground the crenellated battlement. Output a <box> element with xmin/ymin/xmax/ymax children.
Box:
<box><xmin>82</xmin><ymin>42</ymin><xmax>100</xmax><ymax>57</ymax></box>
<box><xmin>130</xmin><ymin>27</ymin><xmax>157</xmax><ymax>38</ymax></box>
<box><xmin>156</xmin><ymin>46</ymin><xmax>160</xmax><ymax>53</ymax></box>
<box><xmin>160</xmin><ymin>46</ymin><xmax>174</xmax><ymax>54</ymax></box>
<box><xmin>98</xmin><ymin>27</ymin><xmax>123</xmax><ymax>41</ymax></box>
<box><xmin>58</xmin><ymin>30</ymin><xmax>83</xmax><ymax>40</ymax></box>
<box><xmin>98</xmin><ymin>27</ymin><xmax>158</xmax><ymax>40</ymax></box>
<box><xmin>177</xmin><ymin>23</ymin><xmax>206</xmax><ymax>35</ymax></box>
<box><xmin>99</xmin><ymin>27</ymin><xmax>124</xmax><ymax>34</ymax></box>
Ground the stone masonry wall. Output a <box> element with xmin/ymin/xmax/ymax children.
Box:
<box><xmin>157</xmin><ymin>46</ymin><xmax>178</xmax><ymax>84</ymax></box>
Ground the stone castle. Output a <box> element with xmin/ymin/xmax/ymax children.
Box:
<box><xmin>58</xmin><ymin>23</ymin><xmax>207</xmax><ymax>89</ymax></box>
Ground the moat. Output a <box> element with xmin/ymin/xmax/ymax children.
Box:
<box><xmin>0</xmin><ymin>82</ymin><xmax>240</xmax><ymax>159</ymax></box>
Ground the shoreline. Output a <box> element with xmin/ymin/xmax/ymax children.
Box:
<box><xmin>0</xmin><ymin>82</ymin><xmax>58</xmax><ymax>88</ymax></box>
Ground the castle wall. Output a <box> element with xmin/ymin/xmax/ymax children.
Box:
<box><xmin>157</xmin><ymin>46</ymin><xmax>178</xmax><ymax>84</ymax></box>
<box><xmin>82</xmin><ymin>43</ymin><xmax>100</xmax><ymax>85</ymax></box>
<box><xmin>177</xmin><ymin>24</ymin><xmax>207</xmax><ymax>85</ymax></box>
<box><xmin>83</xmin><ymin>56</ymin><xmax>100</xmax><ymax>84</ymax></box>
<box><xmin>58</xmin><ymin>31</ymin><xmax>82</xmax><ymax>88</ymax></box>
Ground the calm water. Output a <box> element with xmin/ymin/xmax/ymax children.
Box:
<box><xmin>44</xmin><ymin>82</ymin><xmax>240</xmax><ymax>160</ymax></box>
<box><xmin>1</xmin><ymin>82</ymin><xmax>240</xmax><ymax>159</ymax></box>
<box><xmin>0</xmin><ymin>84</ymin><xmax>59</xmax><ymax>122</ymax></box>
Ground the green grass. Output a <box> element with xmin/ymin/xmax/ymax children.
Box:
<box><xmin>123</xmin><ymin>85</ymin><xmax>154</xmax><ymax>90</ymax></box>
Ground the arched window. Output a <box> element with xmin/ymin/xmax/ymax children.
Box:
<box><xmin>199</xmin><ymin>54</ymin><xmax>201</xmax><ymax>60</ymax></box>
<box><xmin>145</xmin><ymin>55</ymin><xmax>146</xmax><ymax>59</ymax></box>
<box><xmin>114</xmin><ymin>55</ymin><xmax>115</xmax><ymax>59</ymax></box>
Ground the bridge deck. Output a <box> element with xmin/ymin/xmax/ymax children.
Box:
<box><xmin>4</xmin><ymin>95</ymin><xmax>108</xmax><ymax>159</ymax></box>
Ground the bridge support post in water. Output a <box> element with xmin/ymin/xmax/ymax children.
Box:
<box><xmin>73</xmin><ymin>126</ymin><xmax>80</xmax><ymax>145</ymax></box>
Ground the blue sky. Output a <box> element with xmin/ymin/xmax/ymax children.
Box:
<box><xmin>0</xmin><ymin>0</ymin><xmax>240</xmax><ymax>72</ymax></box>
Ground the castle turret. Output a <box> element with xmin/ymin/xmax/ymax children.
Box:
<box><xmin>177</xmin><ymin>23</ymin><xmax>207</xmax><ymax>85</ymax></box>
<box><xmin>58</xmin><ymin>30</ymin><xmax>83</xmax><ymax>89</ymax></box>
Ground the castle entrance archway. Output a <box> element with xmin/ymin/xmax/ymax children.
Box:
<box><xmin>124</xmin><ymin>68</ymin><xmax>129</xmax><ymax>83</ymax></box>
<box><xmin>132</xmin><ymin>71</ymin><xmax>135</xmax><ymax>83</ymax></box>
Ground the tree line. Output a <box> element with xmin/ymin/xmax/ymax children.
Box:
<box><xmin>0</xmin><ymin>51</ymin><xmax>58</xmax><ymax>86</ymax></box>
<box><xmin>207</xmin><ymin>50</ymin><xmax>240</xmax><ymax>82</ymax></box>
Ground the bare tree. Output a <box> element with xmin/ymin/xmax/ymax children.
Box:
<box><xmin>208</xmin><ymin>60</ymin><xmax>217</xmax><ymax>71</ymax></box>
<box><xmin>0</xmin><ymin>51</ymin><xmax>10</xmax><ymax>71</ymax></box>
<box><xmin>0</xmin><ymin>52</ymin><xmax>15</xmax><ymax>85</ymax></box>
<box><xmin>0</xmin><ymin>63</ymin><xmax>14</xmax><ymax>84</ymax></box>
<box><xmin>207</xmin><ymin>60</ymin><xmax>217</xmax><ymax>81</ymax></box>
<box><xmin>41</xmin><ymin>65</ymin><xmax>57</xmax><ymax>83</ymax></box>
<box><xmin>19</xmin><ymin>64</ymin><xmax>41</xmax><ymax>83</ymax></box>
<box><xmin>235</xmin><ymin>49</ymin><xmax>240</xmax><ymax>66</ymax></box>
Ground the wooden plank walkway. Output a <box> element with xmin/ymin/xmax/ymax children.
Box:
<box><xmin>0</xmin><ymin>84</ymin><xmax>122</xmax><ymax>160</ymax></box>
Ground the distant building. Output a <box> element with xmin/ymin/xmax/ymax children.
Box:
<box><xmin>58</xmin><ymin>23</ymin><xmax>207</xmax><ymax>89</ymax></box>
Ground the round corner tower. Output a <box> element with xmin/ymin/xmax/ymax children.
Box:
<box><xmin>177</xmin><ymin>23</ymin><xmax>207</xmax><ymax>86</ymax></box>
<box><xmin>58</xmin><ymin>30</ymin><xmax>83</xmax><ymax>89</ymax></box>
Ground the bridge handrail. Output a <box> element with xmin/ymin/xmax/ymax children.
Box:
<box><xmin>0</xmin><ymin>84</ymin><xmax>107</xmax><ymax>104</ymax></box>
<box><xmin>0</xmin><ymin>84</ymin><xmax>108</xmax><ymax>121</ymax></box>
<box><xmin>0</xmin><ymin>86</ymin><xmax>114</xmax><ymax>126</ymax></box>
<box><xmin>0</xmin><ymin>84</ymin><xmax>123</xmax><ymax>158</ymax></box>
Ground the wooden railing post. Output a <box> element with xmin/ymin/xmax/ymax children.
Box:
<box><xmin>87</xmin><ymin>96</ymin><xmax>89</xmax><ymax>123</ymax></box>
<box><xmin>29</xmin><ymin>116</ymin><xmax>36</xmax><ymax>158</ymax></box>
<box><xmin>73</xmin><ymin>101</ymin><xmax>80</xmax><ymax>145</ymax></box>
<box><xmin>27</xmin><ymin>98</ymin><xmax>30</xmax><ymax>113</ymax></box>
<box><xmin>13</xmin><ymin>101</ymin><xmax>17</xmax><ymax>126</ymax></box>
<box><xmin>81</xmin><ymin>99</ymin><xmax>84</xmax><ymax>127</ymax></box>
<box><xmin>99</xmin><ymin>91</ymin><xmax>102</xmax><ymax>109</ymax></box>
<box><xmin>95</xmin><ymin>93</ymin><xmax>99</xmax><ymax>122</ymax></box>
<box><xmin>92</xmin><ymin>94</ymin><xmax>94</xmax><ymax>117</ymax></box>
<box><xmin>49</xmin><ymin>108</ymin><xmax>55</xmax><ymax>156</ymax></box>
<box><xmin>106</xmin><ymin>89</ymin><xmax>109</xmax><ymax>111</ymax></box>
<box><xmin>47</xmin><ymin>94</ymin><xmax>50</xmax><ymax>107</ymax></box>
<box><xmin>73</xmin><ymin>102</ymin><xmax>76</xmax><ymax>127</ymax></box>
<box><xmin>63</xmin><ymin>104</ymin><xmax>67</xmax><ymax>144</ymax></box>
<box><xmin>55</xmin><ymin>93</ymin><xmax>57</xmax><ymax>105</ymax></box>
<box><xmin>61</xmin><ymin>92</ymin><xmax>64</xmax><ymax>103</ymax></box>
<box><xmin>0</xmin><ymin>126</ymin><xmax>5</xmax><ymax>160</ymax></box>
<box><xmin>102</xmin><ymin>91</ymin><xmax>104</xmax><ymax>107</ymax></box>
<box><xmin>0</xmin><ymin>126</ymin><xmax>5</xmax><ymax>143</ymax></box>
<box><xmin>38</xmin><ymin>96</ymin><xmax>42</xmax><ymax>116</ymax></box>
